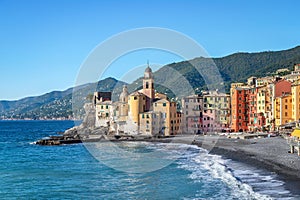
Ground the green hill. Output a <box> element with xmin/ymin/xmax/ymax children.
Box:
<box><xmin>2</xmin><ymin>45</ymin><xmax>300</xmax><ymax>119</ymax></box>
<box><xmin>0</xmin><ymin>78</ymin><xmax>125</xmax><ymax>119</ymax></box>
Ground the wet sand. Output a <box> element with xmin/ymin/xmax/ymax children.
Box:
<box><xmin>181</xmin><ymin>135</ymin><xmax>300</xmax><ymax>196</ymax></box>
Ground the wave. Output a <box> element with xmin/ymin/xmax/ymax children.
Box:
<box><xmin>159</xmin><ymin>143</ymin><xmax>293</xmax><ymax>200</ymax></box>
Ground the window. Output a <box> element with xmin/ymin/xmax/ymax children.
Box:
<box><xmin>146</xmin><ymin>82</ymin><xmax>149</xmax><ymax>89</ymax></box>
<box><xmin>106</xmin><ymin>113</ymin><xmax>109</xmax><ymax>117</ymax></box>
<box><xmin>163</xmin><ymin>103</ymin><xmax>166</xmax><ymax>107</ymax></box>
<box><xmin>142</xmin><ymin>114</ymin><xmax>145</xmax><ymax>118</ymax></box>
<box><xmin>146</xmin><ymin>120</ymin><xmax>149</xmax><ymax>124</ymax></box>
<box><xmin>134</xmin><ymin>96</ymin><xmax>137</xmax><ymax>100</ymax></box>
<box><xmin>106</xmin><ymin>105</ymin><xmax>108</xmax><ymax>109</ymax></box>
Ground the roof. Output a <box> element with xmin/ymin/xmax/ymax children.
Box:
<box><xmin>154</xmin><ymin>98</ymin><xmax>170</xmax><ymax>103</ymax></box>
<box><xmin>291</xmin><ymin>129</ymin><xmax>300</xmax><ymax>138</ymax></box>
<box><xmin>277</xmin><ymin>92</ymin><xmax>291</xmax><ymax>99</ymax></box>
<box><xmin>96</xmin><ymin>100</ymin><xmax>112</xmax><ymax>105</ymax></box>
<box><xmin>129</xmin><ymin>91</ymin><xmax>145</xmax><ymax>96</ymax></box>
<box><xmin>204</xmin><ymin>91</ymin><xmax>229</xmax><ymax>97</ymax></box>
<box><xmin>145</xmin><ymin>66</ymin><xmax>152</xmax><ymax>73</ymax></box>
<box><xmin>235</xmin><ymin>86</ymin><xmax>250</xmax><ymax>91</ymax></box>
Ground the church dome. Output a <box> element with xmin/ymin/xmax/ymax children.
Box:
<box><xmin>144</xmin><ymin>66</ymin><xmax>153</xmax><ymax>78</ymax></box>
<box><xmin>145</xmin><ymin>66</ymin><xmax>152</xmax><ymax>73</ymax></box>
<box><xmin>119</xmin><ymin>85</ymin><xmax>129</xmax><ymax>102</ymax></box>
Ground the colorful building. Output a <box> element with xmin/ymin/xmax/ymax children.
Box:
<box><xmin>274</xmin><ymin>93</ymin><xmax>293</xmax><ymax>126</ymax></box>
<box><xmin>139</xmin><ymin>111</ymin><xmax>163</xmax><ymax>135</ymax></box>
<box><xmin>94</xmin><ymin>92</ymin><xmax>112</xmax><ymax>127</ymax></box>
<box><xmin>230</xmin><ymin>83</ymin><xmax>250</xmax><ymax>132</ymax></box>
<box><xmin>181</xmin><ymin>94</ymin><xmax>203</xmax><ymax>134</ymax></box>
<box><xmin>292</xmin><ymin>83</ymin><xmax>300</xmax><ymax>122</ymax></box>
<box><xmin>256</xmin><ymin>86</ymin><xmax>271</xmax><ymax>129</ymax></box>
<box><xmin>153</xmin><ymin>99</ymin><xmax>179</xmax><ymax>135</ymax></box>
<box><xmin>128</xmin><ymin>91</ymin><xmax>147</xmax><ymax>125</ymax></box>
<box><xmin>203</xmin><ymin>91</ymin><xmax>230</xmax><ymax>132</ymax></box>
<box><xmin>181</xmin><ymin>91</ymin><xmax>230</xmax><ymax>134</ymax></box>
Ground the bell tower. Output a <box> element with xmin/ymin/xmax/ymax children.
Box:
<box><xmin>143</xmin><ymin>62</ymin><xmax>154</xmax><ymax>99</ymax></box>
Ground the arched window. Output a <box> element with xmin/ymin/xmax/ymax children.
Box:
<box><xmin>146</xmin><ymin>82</ymin><xmax>149</xmax><ymax>89</ymax></box>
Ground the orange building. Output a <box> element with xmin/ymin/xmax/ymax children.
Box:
<box><xmin>230</xmin><ymin>84</ymin><xmax>250</xmax><ymax>132</ymax></box>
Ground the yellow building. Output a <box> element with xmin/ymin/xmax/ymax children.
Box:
<box><xmin>256</xmin><ymin>86</ymin><xmax>272</xmax><ymax>128</ymax></box>
<box><xmin>153</xmin><ymin>99</ymin><xmax>178</xmax><ymax>135</ymax></box>
<box><xmin>155</xmin><ymin>92</ymin><xmax>167</xmax><ymax>100</ymax></box>
<box><xmin>203</xmin><ymin>90</ymin><xmax>230</xmax><ymax>130</ymax></box>
<box><xmin>128</xmin><ymin>91</ymin><xmax>146</xmax><ymax>125</ymax></box>
<box><xmin>292</xmin><ymin>83</ymin><xmax>300</xmax><ymax>122</ymax></box>
<box><xmin>139</xmin><ymin>111</ymin><xmax>163</xmax><ymax>135</ymax></box>
<box><xmin>274</xmin><ymin>93</ymin><xmax>293</xmax><ymax>127</ymax></box>
<box><xmin>256</xmin><ymin>87</ymin><xmax>266</xmax><ymax>114</ymax></box>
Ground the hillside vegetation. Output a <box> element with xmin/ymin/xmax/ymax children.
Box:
<box><xmin>2</xmin><ymin>46</ymin><xmax>300</xmax><ymax>119</ymax></box>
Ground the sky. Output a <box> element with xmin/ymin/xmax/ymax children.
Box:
<box><xmin>1</xmin><ymin>0</ymin><xmax>300</xmax><ymax>100</ymax></box>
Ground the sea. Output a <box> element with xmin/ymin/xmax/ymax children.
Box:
<box><xmin>0</xmin><ymin>120</ymin><xmax>298</xmax><ymax>200</ymax></box>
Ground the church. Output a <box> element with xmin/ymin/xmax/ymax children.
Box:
<box><xmin>93</xmin><ymin>65</ymin><xmax>182</xmax><ymax>136</ymax></box>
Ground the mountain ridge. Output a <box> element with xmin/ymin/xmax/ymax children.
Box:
<box><xmin>2</xmin><ymin>45</ymin><xmax>300</xmax><ymax>119</ymax></box>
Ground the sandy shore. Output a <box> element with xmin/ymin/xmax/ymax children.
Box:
<box><xmin>172</xmin><ymin>135</ymin><xmax>300</xmax><ymax>196</ymax></box>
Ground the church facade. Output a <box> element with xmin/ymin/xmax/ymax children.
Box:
<box><xmin>94</xmin><ymin>65</ymin><xmax>182</xmax><ymax>136</ymax></box>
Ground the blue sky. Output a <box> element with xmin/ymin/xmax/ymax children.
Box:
<box><xmin>0</xmin><ymin>0</ymin><xmax>300</xmax><ymax>100</ymax></box>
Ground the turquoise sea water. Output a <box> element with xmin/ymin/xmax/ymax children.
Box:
<box><xmin>0</xmin><ymin>121</ymin><xmax>297</xmax><ymax>199</ymax></box>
